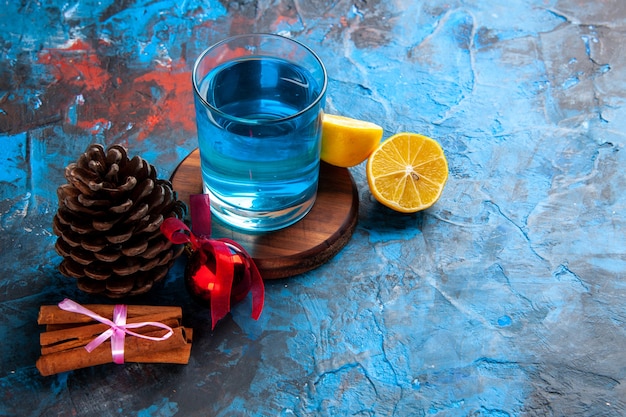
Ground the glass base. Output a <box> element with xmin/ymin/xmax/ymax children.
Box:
<box><xmin>205</xmin><ymin>189</ymin><xmax>317</xmax><ymax>232</ymax></box>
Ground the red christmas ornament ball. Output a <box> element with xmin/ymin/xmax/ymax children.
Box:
<box><xmin>184</xmin><ymin>247</ymin><xmax>252</xmax><ymax>308</ymax></box>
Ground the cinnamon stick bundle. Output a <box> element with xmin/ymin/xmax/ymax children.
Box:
<box><xmin>36</xmin><ymin>303</ymin><xmax>192</xmax><ymax>376</ymax></box>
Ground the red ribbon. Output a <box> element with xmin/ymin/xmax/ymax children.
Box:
<box><xmin>161</xmin><ymin>194</ymin><xmax>265</xmax><ymax>329</ymax></box>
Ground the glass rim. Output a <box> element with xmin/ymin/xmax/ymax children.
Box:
<box><xmin>192</xmin><ymin>33</ymin><xmax>328</xmax><ymax>126</ymax></box>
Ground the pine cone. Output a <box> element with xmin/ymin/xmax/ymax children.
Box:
<box><xmin>52</xmin><ymin>144</ymin><xmax>186</xmax><ymax>298</ymax></box>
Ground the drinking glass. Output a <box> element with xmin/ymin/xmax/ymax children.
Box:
<box><xmin>193</xmin><ymin>33</ymin><xmax>327</xmax><ymax>232</ymax></box>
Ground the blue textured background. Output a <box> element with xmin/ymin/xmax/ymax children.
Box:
<box><xmin>1</xmin><ymin>1</ymin><xmax>626</xmax><ymax>416</ymax></box>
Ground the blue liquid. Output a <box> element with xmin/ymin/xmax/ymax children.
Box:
<box><xmin>194</xmin><ymin>57</ymin><xmax>324</xmax><ymax>231</ymax></box>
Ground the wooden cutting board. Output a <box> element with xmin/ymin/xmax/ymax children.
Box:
<box><xmin>170</xmin><ymin>149</ymin><xmax>359</xmax><ymax>279</ymax></box>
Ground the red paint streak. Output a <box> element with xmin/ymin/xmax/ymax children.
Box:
<box><xmin>229</xmin><ymin>15</ymin><xmax>256</xmax><ymax>36</ymax></box>
<box><xmin>273</xmin><ymin>15</ymin><xmax>299</xmax><ymax>27</ymax></box>
<box><xmin>134</xmin><ymin>60</ymin><xmax>195</xmax><ymax>140</ymax></box>
<box><xmin>36</xmin><ymin>39</ymin><xmax>196</xmax><ymax>141</ymax></box>
<box><xmin>76</xmin><ymin>118</ymin><xmax>110</xmax><ymax>134</ymax></box>
<box><xmin>39</xmin><ymin>39</ymin><xmax>111</xmax><ymax>92</ymax></box>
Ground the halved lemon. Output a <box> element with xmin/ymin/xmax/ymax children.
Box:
<box><xmin>366</xmin><ymin>132</ymin><xmax>448</xmax><ymax>213</ymax></box>
<box><xmin>320</xmin><ymin>114</ymin><xmax>383</xmax><ymax>167</ymax></box>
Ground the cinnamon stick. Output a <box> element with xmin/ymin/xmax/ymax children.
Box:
<box><xmin>38</xmin><ymin>304</ymin><xmax>182</xmax><ymax>325</ymax></box>
<box><xmin>131</xmin><ymin>328</ymin><xmax>193</xmax><ymax>363</ymax></box>
<box><xmin>129</xmin><ymin>345</ymin><xmax>192</xmax><ymax>364</ymax></box>
<box><xmin>36</xmin><ymin>327</ymin><xmax>192</xmax><ymax>376</ymax></box>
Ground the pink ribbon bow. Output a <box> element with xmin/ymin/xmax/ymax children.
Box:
<box><xmin>58</xmin><ymin>298</ymin><xmax>174</xmax><ymax>364</ymax></box>
<box><xmin>160</xmin><ymin>194</ymin><xmax>265</xmax><ymax>330</ymax></box>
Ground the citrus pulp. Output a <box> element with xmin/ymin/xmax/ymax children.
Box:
<box><xmin>366</xmin><ymin>132</ymin><xmax>448</xmax><ymax>213</ymax></box>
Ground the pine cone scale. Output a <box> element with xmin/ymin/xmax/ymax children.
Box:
<box><xmin>105</xmin><ymin>228</ymin><xmax>134</xmax><ymax>244</ymax></box>
<box><xmin>93</xmin><ymin>248</ymin><xmax>121</xmax><ymax>262</ymax></box>
<box><xmin>106</xmin><ymin>198</ymin><xmax>133</xmax><ymax>213</ymax></box>
<box><xmin>121</xmin><ymin>240</ymin><xmax>149</xmax><ymax>257</ymax></box>
<box><xmin>130</xmin><ymin>178</ymin><xmax>155</xmax><ymax>203</ymax></box>
<box><xmin>60</xmin><ymin>229</ymin><xmax>82</xmax><ymax>247</ymax></box>
<box><xmin>80</xmin><ymin>236</ymin><xmax>108</xmax><ymax>252</ymax></box>
<box><xmin>125</xmin><ymin>203</ymin><xmax>150</xmax><ymax>223</ymax></box>
<box><xmin>60</xmin><ymin>259</ymin><xmax>85</xmax><ymax>278</ymax></box>
<box><xmin>54</xmin><ymin>239</ymin><xmax>72</xmax><ymax>257</ymax></box>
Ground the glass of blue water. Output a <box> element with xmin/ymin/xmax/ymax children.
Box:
<box><xmin>192</xmin><ymin>34</ymin><xmax>328</xmax><ymax>232</ymax></box>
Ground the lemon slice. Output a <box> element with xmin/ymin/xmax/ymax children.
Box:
<box><xmin>320</xmin><ymin>114</ymin><xmax>383</xmax><ymax>168</ymax></box>
<box><xmin>366</xmin><ymin>132</ymin><xmax>448</xmax><ymax>213</ymax></box>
